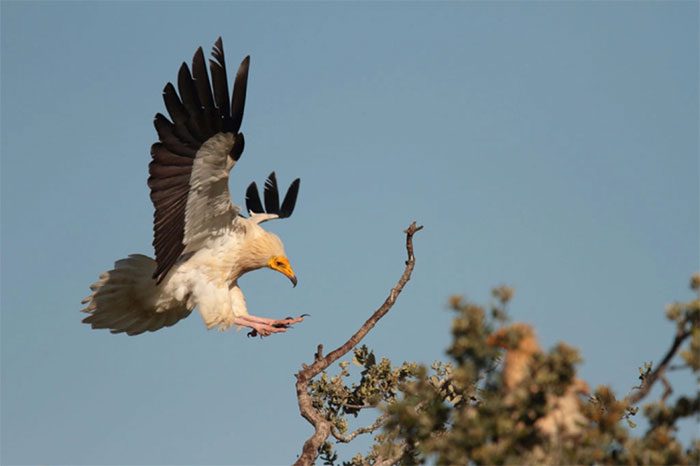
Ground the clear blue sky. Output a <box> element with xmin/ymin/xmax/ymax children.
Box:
<box><xmin>1</xmin><ymin>1</ymin><xmax>698</xmax><ymax>464</ymax></box>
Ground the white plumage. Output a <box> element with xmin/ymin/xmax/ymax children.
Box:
<box><xmin>82</xmin><ymin>39</ymin><xmax>302</xmax><ymax>337</ymax></box>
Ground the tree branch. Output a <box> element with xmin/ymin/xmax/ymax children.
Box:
<box><xmin>331</xmin><ymin>413</ymin><xmax>389</xmax><ymax>443</ymax></box>
<box><xmin>626</xmin><ymin>325</ymin><xmax>691</xmax><ymax>405</ymax></box>
<box><xmin>293</xmin><ymin>222</ymin><xmax>423</xmax><ymax>466</ymax></box>
<box><xmin>373</xmin><ymin>444</ymin><xmax>409</xmax><ymax>466</ymax></box>
<box><xmin>659</xmin><ymin>375</ymin><xmax>673</xmax><ymax>403</ymax></box>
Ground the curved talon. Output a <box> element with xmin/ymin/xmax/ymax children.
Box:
<box><xmin>300</xmin><ymin>313</ymin><xmax>310</xmax><ymax>318</ymax></box>
<box><xmin>247</xmin><ymin>330</ymin><xmax>258</xmax><ymax>338</ymax></box>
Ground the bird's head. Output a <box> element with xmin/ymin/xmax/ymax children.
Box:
<box><xmin>242</xmin><ymin>229</ymin><xmax>297</xmax><ymax>287</ymax></box>
<box><xmin>267</xmin><ymin>255</ymin><xmax>297</xmax><ymax>287</ymax></box>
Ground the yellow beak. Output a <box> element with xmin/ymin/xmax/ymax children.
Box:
<box><xmin>268</xmin><ymin>256</ymin><xmax>298</xmax><ymax>287</ymax></box>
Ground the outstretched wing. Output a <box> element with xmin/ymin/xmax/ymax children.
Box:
<box><xmin>148</xmin><ymin>38</ymin><xmax>249</xmax><ymax>283</ymax></box>
<box><xmin>245</xmin><ymin>172</ymin><xmax>301</xmax><ymax>223</ymax></box>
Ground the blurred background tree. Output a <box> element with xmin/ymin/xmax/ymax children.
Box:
<box><xmin>300</xmin><ymin>274</ymin><xmax>699</xmax><ymax>465</ymax></box>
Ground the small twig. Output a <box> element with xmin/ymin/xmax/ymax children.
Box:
<box><xmin>626</xmin><ymin>326</ymin><xmax>691</xmax><ymax>405</ymax></box>
<box><xmin>331</xmin><ymin>413</ymin><xmax>389</xmax><ymax>443</ymax></box>
<box><xmin>342</xmin><ymin>402</ymin><xmax>373</xmax><ymax>410</ymax></box>
<box><xmin>293</xmin><ymin>222</ymin><xmax>423</xmax><ymax>466</ymax></box>
<box><xmin>660</xmin><ymin>375</ymin><xmax>673</xmax><ymax>403</ymax></box>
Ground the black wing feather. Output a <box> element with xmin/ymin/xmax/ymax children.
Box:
<box><xmin>230</xmin><ymin>56</ymin><xmax>249</xmax><ymax>133</ymax></box>
<box><xmin>177</xmin><ymin>63</ymin><xmax>205</xmax><ymax>141</ymax></box>
<box><xmin>231</xmin><ymin>132</ymin><xmax>245</xmax><ymax>161</ymax></box>
<box><xmin>245</xmin><ymin>182</ymin><xmax>264</xmax><ymax>214</ymax></box>
<box><xmin>279</xmin><ymin>178</ymin><xmax>301</xmax><ymax>218</ymax></box>
<box><xmin>162</xmin><ymin>83</ymin><xmax>198</xmax><ymax>145</ymax></box>
<box><xmin>154</xmin><ymin>113</ymin><xmax>196</xmax><ymax>157</ymax></box>
<box><xmin>263</xmin><ymin>172</ymin><xmax>280</xmax><ymax>214</ymax></box>
<box><xmin>245</xmin><ymin>174</ymin><xmax>301</xmax><ymax>219</ymax></box>
<box><xmin>191</xmin><ymin>47</ymin><xmax>218</xmax><ymax>135</ymax></box>
<box><xmin>210</xmin><ymin>37</ymin><xmax>230</xmax><ymax>124</ymax></box>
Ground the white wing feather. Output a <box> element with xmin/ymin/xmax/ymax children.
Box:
<box><xmin>183</xmin><ymin>132</ymin><xmax>240</xmax><ymax>250</ymax></box>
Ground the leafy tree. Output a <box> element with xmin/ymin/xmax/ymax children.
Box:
<box><xmin>292</xmin><ymin>224</ymin><xmax>699</xmax><ymax>465</ymax></box>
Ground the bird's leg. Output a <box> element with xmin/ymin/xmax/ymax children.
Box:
<box><xmin>237</xmin><ymin>314</ymin><xmax>305</xmax><ymax>326</ymax></box>
<box><xmin>234</xmin><ymin>314</ymin><xmax>306</xmax><ymax>337</ymax></box>
<box><xmin>233</xmin><ymin>317</ymin><xmax>287</xmax><ymax>337</ymax></box>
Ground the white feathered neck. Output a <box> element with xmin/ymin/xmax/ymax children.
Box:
<box><xmin>232</xmin><ymin>220</ymin><xmax>286</xmax><ymax>276</ymax></box>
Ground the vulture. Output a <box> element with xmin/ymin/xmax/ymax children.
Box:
<box><xmin>82</xmin><ymin>38</ymin><xmax>303</xmax><ymax>337</ymax></box>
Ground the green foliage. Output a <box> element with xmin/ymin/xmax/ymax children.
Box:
<box><xmin>308</xmin><ymin>276</ymin><xmax>700</xmax><ymax>465</ymax></box>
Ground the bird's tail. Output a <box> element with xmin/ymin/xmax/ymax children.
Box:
<box><xmin>81</xmin><ymin>254</ymin><xmax>191</xmax><ymax>336</ymax></box>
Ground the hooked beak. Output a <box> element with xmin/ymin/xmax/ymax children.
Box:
<box><xmin>268</xmin><ymin>256</ymin><xmax>298</xmax><ymax>288</ymax></box>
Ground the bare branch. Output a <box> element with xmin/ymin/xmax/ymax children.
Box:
<box><xmin>660</xmin><ymin>375</ymin><xmax>673</xmax><ymax>403</ymax></box>
<box><xmin>331</xmin><ymin>413</ymin><xmax>389</xmax><ymax>443</ymax></box>
<box><xmin>293</xmin><ymin>222</ymin><xmax>423</xmax><ymax>466</ymax></box>
<box><xmin>626</xmin><ymin>326</ymin><xmax>691</xmax><ymax>405</ymax></box>
<box><xmin>341</xmin><ymin>402</ymin><xmax>373</xmax><ymax>411</ymax></box>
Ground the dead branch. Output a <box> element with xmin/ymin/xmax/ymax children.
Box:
<box><xmin>660</xmin><ymin>375</ymin><xmax>673</xmax><ymax>403</ymax></box>
<box><xmin>626</xmin><ymin>326</ymin><xmax>691</xmax><ymax>405</ymax></box>
<box><xmin>293</xmin><ymin>222</ymin><xmax>423</xmax><ymax>466</ymax></box>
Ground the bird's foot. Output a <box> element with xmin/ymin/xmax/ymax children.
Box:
<box><xmin>234</xmin><ymin>314</ymin><xmax>308</xmax><ymax>338</ymax></box>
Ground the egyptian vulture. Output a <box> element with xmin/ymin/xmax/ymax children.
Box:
<box><xmin>82</xmin><ymin>38</ymin><xmax>303</xmax><ymax>337</ymax></box>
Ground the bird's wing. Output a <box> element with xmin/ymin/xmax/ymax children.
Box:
<box><xmin>148</xmin><ymin>38</ymin><xmax>249</xmax><ymax>282</ymax></box>
<box><xmin>244</xmin><ymin>172</ymin><xmax>301</xmax><ymax>224</ymax></box>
